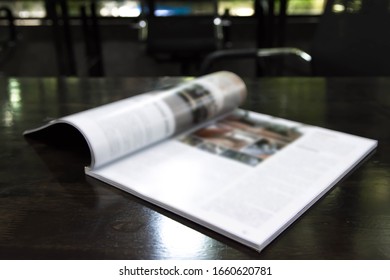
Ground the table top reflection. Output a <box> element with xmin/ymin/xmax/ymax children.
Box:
<box><xmin>1</xmin><ymin>76</ymin><xmax>390</xmax><ymax>260</ymax></box>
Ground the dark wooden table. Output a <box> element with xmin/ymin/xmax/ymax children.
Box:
<box><xmin>1</xmin><ymin>76</ymin><xmax>389</xmax><ymax>259</ymax></box>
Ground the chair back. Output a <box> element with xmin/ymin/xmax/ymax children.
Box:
<box><xmin>146</xmin><ymin>15</ymin><xmax>222</xmax><ymax>58</ymax></box>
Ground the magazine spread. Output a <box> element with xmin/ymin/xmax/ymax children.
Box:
<box><xmin>24</xmin><ymin>71</ymin><xmax>377</xmax><ymax>251</ymax></box>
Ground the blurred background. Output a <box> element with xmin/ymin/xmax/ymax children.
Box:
<box><xmin>0</xmin><ymin>1</ymin><xmax>344</xmax><ymax>77</ymax></box>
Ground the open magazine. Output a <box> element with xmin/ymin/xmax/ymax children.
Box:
<box><xmin>24</xmin><ymin>71</ymin><xmax>377</xmax><ymax>251</ymax></box>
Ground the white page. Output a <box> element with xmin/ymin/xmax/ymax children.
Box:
<box><xmin>64</xmin><ymin>94</ymin><xmax>176</xmax><ymax>168</ymax></box>
<box><xmin>24</xmin><ymin>72</ymin><xmax>247</xmax><ymax>169</ymax></box>
<box><xmin>88</xmin><ymin>111</ymin><xmax>377</xmax><ymax>250</ymax></box>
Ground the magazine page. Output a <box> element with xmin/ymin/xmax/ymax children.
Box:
<box><xmin>87</xmin><ymin>110</ymin><xmax>377</xmax><ymax>250</ymax></box>
<box><xmin>24</xmin><ymin>71</ymin><xmax>246</xmax><ymax>169</ymax></box>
